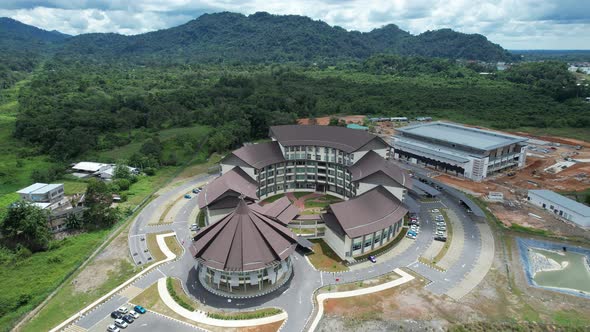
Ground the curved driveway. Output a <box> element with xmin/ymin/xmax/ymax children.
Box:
<box><xmin>73</xmin><ymin>171</ymin><xmax>490</xmax><ymax>332</ymax></box>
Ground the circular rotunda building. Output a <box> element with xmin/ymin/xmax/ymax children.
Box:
<box><xmin>192</xmin><ymin>199</ymin><xmax>298</xmax><ymax>298</ymax></box>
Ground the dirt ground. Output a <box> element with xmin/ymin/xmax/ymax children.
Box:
<box><xmin>297</xmin><ymin>115</ymin><xmax>366</xmax><ymax>125</ymax></box>
<box><xmin>71</xmin><ymin>225</ymin><xmax>133</xmax><ymax>293</ymax></box>
<box><xmin>318</xmin><ymin>232</ymin><xmax>590</xmax><ymax>331</ymax></box>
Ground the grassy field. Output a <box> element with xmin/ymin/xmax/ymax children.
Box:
<box><xmin>95</xmin><ymin>125</ymin><xmax>211</xmax><ymax>164</ymax></box>
<box><xmin>307</xmin><ymin>239</ymin><xmax>348</xmax><ymax>272</ymax></box>
<box><xmin>0</xmin><ymin>86</ymin><xmax>55</xmax><ymax>210</ymax></box>
<box><xmin>0</xmin><ymin>229</ymin><xmax>111</xmax><ymax>331</ymax></box>
<box><xmin>509</xmin><ymin>126</ymin><xmax>590</xmax><ymax>143</ymax></box>
<box><xmin>21</xmin><ymin>259</ymin><xmax>136</xmax><ymax>332</ymax></box>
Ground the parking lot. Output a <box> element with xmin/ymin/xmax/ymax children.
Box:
<box><xmin>86</xmin><ymin>311</ymin><xmax>200</xmax><ymax>332</ymax></box>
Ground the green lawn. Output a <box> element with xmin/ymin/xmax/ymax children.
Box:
<box><xmin>0</xmin><ymin>230</ymin><xmax>111</xmax><ymax>331</ymax></box>
<box><xmin>307</xmin><ymin>239</ymin><xmax>348</xmax><ymax>272</ymax></box>
<box><xmin>261</xmin><ymin>193</ymin><xmax>285</xmax><ymax>203</ymax></box>
<box><xmin>303</xmin><ymin>195</ymin><xmax>342</xmax><ymax>209</ymax></box>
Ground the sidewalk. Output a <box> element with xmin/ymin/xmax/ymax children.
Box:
<box><xmin>50</xmin><ymin>233</ymin><xmax>178</xmax><ymax>332</ymax></box>
<box><xmin>157</xmin><ymin>278</ymin><xmax>287</xmax><ymax>327</ymax></box>
<box><xmin>309</xmin><ymin>268</ymin><xmax>414</xmax><ymax>332</ymax></box>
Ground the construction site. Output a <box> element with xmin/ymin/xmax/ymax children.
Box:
<box><xmin>297</xmin><ymin>115</ymin><xmax>590</xmax><ymax>238</ymax></box>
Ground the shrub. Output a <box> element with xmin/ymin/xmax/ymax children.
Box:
<box><xmin>144</xmin><ymin>167</ymin><xmax>156</xmax><ymax>176</ymax></box>
<box><xmin>166</xmin><ymin>278</ymin><xmax>194</xmax><ymax>311</ymax></box>
<box><xmin>207</xmin><ymin>308</ymin><xmax>283</xmax><ymax>320</ymax></box>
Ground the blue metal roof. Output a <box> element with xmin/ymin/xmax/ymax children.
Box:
<box><xmin>394</xmin><ymin>140</ymin><xmax>470</xmax><ymax>163</ymax></box>
<box><xmin>529</xmin><ymin>190</ymin><xmax>590</xmax><ymax>217</ymax></box>
<box><xmin>398</xmin><ymin>122</ymin><xmax>527</xmax><ymax>151</ymax></box>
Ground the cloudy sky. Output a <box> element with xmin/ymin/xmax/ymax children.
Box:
<box><xmin>1</xmin><ymin>0</ymin><xmax>589</xmax><ymax>49</ymax></box>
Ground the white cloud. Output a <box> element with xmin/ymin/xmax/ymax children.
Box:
<box><xmin>0</xmin><ymin>0</ymin><xmax>589</xmax><ymax>49</ymax></box>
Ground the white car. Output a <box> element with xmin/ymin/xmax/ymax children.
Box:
<box><xmin>117</xmin><ymin>306</ymin><xmax>128</xmax><ymax>314</ymax></box>
<box><xmin>107</xmin><ymin>325</ymin><xmax>120</xmax><ymax>332</ymax></box>
<box><xmin>406</xmin><ymin>234</ymin><xmax>416</xmax><ymax>239</ymax></box>
<box><xmin>431</xmin><ymin>209</ymin><xmax>440</xmax><ymax>213</ymax></box>
<box><xmin>114</xmin><ymin>319</ymin><xmax>128</xmax><ymax>329</ymax></box>
<box><xmin>129</xmin><ymin>311</ymin><xmax>140</xmax><ymax>319</ymax></box>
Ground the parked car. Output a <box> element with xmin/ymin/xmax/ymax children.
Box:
<box><xmin>434</xmin><ymin>236</ymin><xmax>447</xmax><ymax>242</ymax></box>
<box><xmin>406</xmin><ymin>234</ymin><xmax>416</xmax><ymax>239</ymax></box>
<box><xmin>129</xmin><ymin>311</ymin><xmax>140</xmax><ymax>319</ymax></box>
<box><xmin>117</xmin><ymin>306</ymin><xmax>128</xmax><ymax>314</ymax></box>
<box><xmin>192</xmin><ymin>188</ymin><xmax>199</xmax><ymax>194</ymax></box>
<box><xmin>431</xmin><ymin>209</ymin><xmax>440</xmax><ymax>213</ymax></box>
<box><xmin>114</xmin><ymin>319</ymin><xmax>128</xmax><ymax>329</ymax></box>
<box><xmin>184</xmin><ymin>194</ymin><xmax>191</xmax><ymax>199</ymax></box>
<box><xmin>407</xmin><ymin>231</ymin><xmax>417</xmax><ymax>237</ymax></box>
<box><xmin>437</xmin><ymin>226</ymin><xmax>447</xmax><ymax>231</ymax></box>
<box><xmin>134</xmin><ymin>305</ymin><xmax>147</xmax><ymax>314</ymax></box>
<box><xmin>122</xmin><ymin>314</ymin><xmax>134</xmax><ymax>324</ymax></box>
<box><xmin>435</xmin><ymin>231</ymin><xmax>445</xmax><ymax>237</ymax></box>
<box><xmin>107</xmin><ymin>324</ymin><xmax>120</xmax><ymax>332</ymax></box>
<box><xmin>190</xmin><ymin>223</ymin><xmax>199</xmax><ymax>231</ymax></box>
<box><xmin>368</xmin><ymin>255</ymin><xmax>377</xmax><ymax>263</ymax></box>
<box><xmin>111</xmin><ymin>311</ymin><xmax>123</xmax><ymax>319</ymax></box>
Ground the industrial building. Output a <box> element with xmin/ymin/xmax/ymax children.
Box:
<box><xmin>392</xmin><ymin>122</ymin><xmax>528</xmax><ymax>181</ymax></box>
<box><xmin>527</xmin><ymin>190</ymin><xmax>590</xmax><ymax>228</ymax></box>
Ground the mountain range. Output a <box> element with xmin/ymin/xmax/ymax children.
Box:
<box><xmin>1</xmin><ymin>12</ymin><xmax>513</xmax><ymax>63</ymax></box>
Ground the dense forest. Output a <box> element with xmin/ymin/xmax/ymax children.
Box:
<box><xmin>0</xmin><ymin>12</ymin><xmax>589</xmax><ymax>165</ymax></box>
<box><xmin>10</xmin><ymin>56</ymin><xmax>589</xmax><ymax>162</ymax></box>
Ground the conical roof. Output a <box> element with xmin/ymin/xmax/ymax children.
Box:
<box><xmin>193</xmin><ymin>199</ymin><xmax>298</xmax><ymax>272</ymax></box>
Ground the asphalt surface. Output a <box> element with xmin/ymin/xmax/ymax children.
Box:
<box><xmin>71</xmin><ymin>166</ymin><xmax>489</xmax><ymax>332</ymax></box>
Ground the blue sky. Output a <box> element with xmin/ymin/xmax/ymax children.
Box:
<box><xmin>1</xmin><ymin>0</ymin><xmax>589</xmax><ymax>49</ymax></box>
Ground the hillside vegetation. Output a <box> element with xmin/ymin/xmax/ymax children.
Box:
<box><xmin>1</xmin><ymin>12</ymin><xmax>511</xmax><ymax>64</ymax></box>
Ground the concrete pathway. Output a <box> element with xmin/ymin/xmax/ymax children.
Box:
<box><xmin>308</xmin><ymin>268</ymin><xmax>414</xmax><ymax>332</ymax></box>
<box><xmin>157</xmin><ymin>278</ymin><xmax>288</xmax><ymax>327</ymax></box>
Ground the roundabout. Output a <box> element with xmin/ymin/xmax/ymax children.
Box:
<box><xmin>54</xmin><ymin>125</ymin><xmax>495</xmax><ymax>332</ymax></box>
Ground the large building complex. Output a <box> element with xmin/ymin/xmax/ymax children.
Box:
<box><xmin>392</xmin><ymin>122</ymin><xmax>528</xmax><ymax>181</ymax></box>
<box><xmin>193</xmin><ymin>125</ymin><xmax>413</xmax><ymax>297</ymax></box>
<box><xmin>193</xmin><ymin>199</ymin><xmax>298</xmax><ymax>298</ymax></box>
<box><xmin>528</xmin><ymin>190</ymin><xmax>590</xmax><ymax>228</ymax></box>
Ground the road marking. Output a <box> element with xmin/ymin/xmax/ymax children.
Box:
<box><xmin>462</xmin><ymin>263</ymin><xmax>466</xmax><ymax>268</ymax></box>
<box><xmin>130</xmin><ymin>234</ymin><xmax>145</xmax><ymax>238</ymax></box>
<box><xmin>157</xmin><ymin>268</ymin><xmax>166</xmax><ymax>278</ymax></box>
<box><xmin>320</xmin><ymin>272</ymin><xmax>323</xmax><ymax>285</ymax></box>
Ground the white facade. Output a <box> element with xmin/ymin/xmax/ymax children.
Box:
<box><xmin>527</xmin><ymin>190</ymin><xmax>590</xmax><ymax>228</ymax></box>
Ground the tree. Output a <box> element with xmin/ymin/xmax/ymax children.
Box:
<box><xmin>113</xmin><ymin>164</ymin><xmax>131</xmax><ymax>180</ymax></box>
<box><xmin>83</xmin><ymin>179</ymin><xmax>119</xmax><ymax>229</ymax></box>
<box><xmin>0</xmin><ymin>201</ymin><xmax>51</xmax><ymax>252</ymax></box>
<box><xmin>65</xmin><ymin>213</ymin><xmax>83</xmax><ymax>230</ymax></box>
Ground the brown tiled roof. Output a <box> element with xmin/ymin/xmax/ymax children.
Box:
<box><xmin>269</xmin><ymin>125</ymin><xmax>387</xmax><ymax>153</ymax></box>
<box><xmin>327</xmin><ymin>186</ymin><xmax>408</xmax><ymax>238</ymax></box>
<box><xmin>192</xmin><ymin>200</ymin><xmax>298</xmax><ymax>272</ymax></box>
<box><xmin>230</xmin><ymin>141</ymin><xmax>286</xmax><ymax>169</ymax></box>
<box><xmin>197</xmin><ymin>167</ymin><xmax>258</xmax><ymax>209</ymax></box>
<box><xmin>347</xmin><ymin>151</ymin><xmax>412</xmax><ymax>189</ymax></box>
<box><xmin>251</xmin><ymin>196</ymin><xmax>299</xmax><ymax>224</ymax></box>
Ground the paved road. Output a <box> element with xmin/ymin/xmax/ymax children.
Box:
<box><xmin>72</xmin><ymin>166</ymin><xmax>489</xmax><ymax>332</ymax></box>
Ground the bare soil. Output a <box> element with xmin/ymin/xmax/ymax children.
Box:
<box><xmin>318</xmin><ymin>232</ymin><xmax>590</xmax><ymax>331</ymax></box>
<box><xmin>72</xmin><ymin>225</ymin><xmax>131</xmax><ymax>293</ymax></box>
<box><xmin>297</xmin><ymin>115</ymin><xmax>366</xmax><ymax>126</ymax></box>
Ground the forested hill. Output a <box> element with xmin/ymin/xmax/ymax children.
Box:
<box><xmin>0</xmin><ymin>17</ymin><xmax>69</xmax><ymax>53</ymax></box>
<box><xmin>1</xmin><ymin>12</ymin><xmax>512</xmax><ymax>63</ymax></box>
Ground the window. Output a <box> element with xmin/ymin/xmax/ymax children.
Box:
<box><xmin>364</xmin><ymin>237</ymin><xmax>372</xmax><ymax>248</ymax></box>
<box><xmin>352</xmin><ymin>241</ymin><xmax>362</xmax><ymax>251</ymax></box>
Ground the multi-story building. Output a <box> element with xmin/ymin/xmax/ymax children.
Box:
<box><xmin>392</xmin><ymin>121</ymin><xmax>528</xmax><ymax>181</ymax></box>
<box><xmin>196</xmin><ymin>125</ymin><xmax>412</xmax><ymax>266</ymax></box>
<box><xmin>17</xmin><ymin>183</ymin><xmax>65</xmax><ymax>204</ymax></box>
